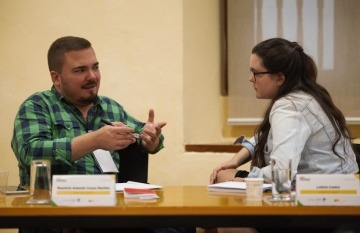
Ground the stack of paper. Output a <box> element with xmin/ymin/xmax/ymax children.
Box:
<box><xmin>124</xmin><ymin>187</ymin><xmax>159</xmax><ymax>200</ymax></box>
<box><xmin>116</xmin><ymin>181</ymin><xmax>162</xmax><ymax>201</ymax></box>
<box><xmin>208</xmin><ymin>181</ymin><xmax>272</xmax><ymax>193</ymax></box>
<box><xmin>116</xmin><ymin>181</ymin><xmax>163</xmax><ymax>192</ymax></box>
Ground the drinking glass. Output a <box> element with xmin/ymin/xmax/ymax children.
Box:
<box><xmin>26</xmin><ymin>160</ymin><xmax>52</xmax><ymax>204</ymax></box>
<box><xmin>271</xmin><ymin>158</ymin><xmax>292</xmax><ymax>201</ymax></box>
<box><xmin>0</xmin><ymin>169</ymin><xmax>8</xmax><ymax>199</ymax></box>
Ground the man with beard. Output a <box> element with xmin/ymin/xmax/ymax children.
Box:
<box><xmin>12</xmin><ymin>36</ymin><xmax>166</xmax><ymax>187</ymax></box>
<box><xmin>11</xmin><ymin>36</ymin><xmax>193</xmax><ymax>233</ymax></box>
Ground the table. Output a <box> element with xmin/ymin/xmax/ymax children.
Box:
<box><xmin>0</xmin><ymin>186</ymin><xmax>359</xmax><ymax>230</ymax></box>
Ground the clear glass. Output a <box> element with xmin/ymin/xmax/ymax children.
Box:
<box><xmin>270</xmin><ymin>158</ymin><xmax>292</xmax><ymax>201</ymax></box>
<box><xmin>27</xmin><ymin>160</ymin><xmax>52</xmax><ymax>204</ymax></box>
<box><xmin>0</xmin><ymin>169</ymin><xmax>9</xmax><ymax>198</ymax></box>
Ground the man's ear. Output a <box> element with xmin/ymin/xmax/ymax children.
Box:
<box><xmin>50</xmin><ymin>71</ymin><xmax>60</xmax><ymax>85</ymax></box>
<box><xmin>277</xmin><ymin>72</ymin><xmax>285</xmax><ymax>86</ymax></box>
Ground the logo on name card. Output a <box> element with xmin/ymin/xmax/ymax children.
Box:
<box><xmin>299</xmin><ymin>176</ymin><xmax>311</xmax><ymax>181</ymax></box>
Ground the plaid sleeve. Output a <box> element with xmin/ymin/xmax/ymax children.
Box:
<box><xmin>11</xmin><ymin>94</ymin><xmax>72</xmax><ymax>184</ymax></box>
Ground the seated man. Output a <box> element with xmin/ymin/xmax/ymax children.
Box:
<box><xmin>12</xmin><ymin>36</ymin><xmax>194</xmax><ymax>233</ymax></box>
<box><xmin>12</xmin><ymin>36</ymin><xmax>166</xmax><ymax>187</ymax></box>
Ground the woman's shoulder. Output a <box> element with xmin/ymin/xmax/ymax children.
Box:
<box><xmin>275</xmin><ymin>91</ymin><xmax>313</xmax><ymax>107</ymax></box>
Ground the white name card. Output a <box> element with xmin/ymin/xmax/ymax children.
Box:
<box><xmin>296</xmin><ymin>174</ymin><xmax>360</xmax><ymax>206</ymax></box>
<box><xmin>52</xmin><ymin>174</ymin><xmax>116</xmax><ymax>206</ymax></box>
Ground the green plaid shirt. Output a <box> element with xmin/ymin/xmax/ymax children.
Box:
<box><xmin>11</xmin><ymin>86</ymin><xmax>164</xmax><ymax>186</ymax></box>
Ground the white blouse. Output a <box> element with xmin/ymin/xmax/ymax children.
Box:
<box><xmin>242</xmin><ymin>91</ymin><xmax>359</xmax><ymax>183</ymax></box>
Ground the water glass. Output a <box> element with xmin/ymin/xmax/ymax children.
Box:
<box><xmin>271</xmin><ymin>158</ymin><xmax>292</xmax><ymax>201</ymax></box>
<box><xmin>0</xmin><ymin>169</ymin><xmax>9</xmax><ymax>198</ymax></box>
<box><xmin>27</xmin><ymin>160</ymin><xmax>52</xmax><ymax>204</ymax></box>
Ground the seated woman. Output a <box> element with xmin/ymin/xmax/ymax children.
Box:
<box><xmin>210</xmin><ymin>37</ymin><xmax>358</xmax><ymax>186</ymax></box>
<box><xmin>210</xmin><ymin>37</ymin><xmax>359</xmax><ymax>233</ymax></box>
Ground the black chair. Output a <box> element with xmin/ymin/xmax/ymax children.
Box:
<box><xmin>353</xmin><ymin>143</ymin><xmax>360</xmax><ymax>155</ymax></box>
<box><xmin>117</xmin><ymin>143</ymin><xmax>149</xmax><ymax>183</ymax></box>
<box><xmin>352</xmin><ymin>143</ymin><xmax>360</xmax><ymax>172</ymax></box>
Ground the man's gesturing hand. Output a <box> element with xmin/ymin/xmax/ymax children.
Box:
<box><xmin>141</xmin><ymin>109</ymin><xmax>166</xmax><ymax>152</ymax></box>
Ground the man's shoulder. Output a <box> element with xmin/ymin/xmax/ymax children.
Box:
<box><xmin>98</xmin><ymin>96</ymin><xmax>122</xmax><ymax>107</ymax></box>
<box><xmin>23</xmin><ymin>90</ymin><xmax>55</xmax><ymax>103</ymax></box>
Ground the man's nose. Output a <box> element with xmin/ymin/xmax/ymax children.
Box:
<box><xmin>87</xmin><ymin>69</ymin><xmax>97</xmax><ymax>79</ymax></box>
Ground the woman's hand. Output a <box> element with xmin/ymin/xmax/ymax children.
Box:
<box><xmin>209</xmin><ymin>147</ymin><xmax>251</xmax><ymax>184</ymax></box>
<box><xmin>210</xmin><ymin>159</ymin><xmax>239</xmax><ymax>184</ymax></box>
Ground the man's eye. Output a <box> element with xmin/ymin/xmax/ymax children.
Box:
<box><xmin>74</xmin><ymin>68</ymin><xmax>85</xmax><ymax>73</ymax></box>
<box><xmin>93</xmin><ymin>66</ymin><xmax>99</xmax><ymax>71</ymax></box>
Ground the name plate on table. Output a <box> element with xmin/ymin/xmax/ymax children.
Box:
<box><xmin>52</xmin><ymin>174</ymin><xmax>116</xmax><ymax>206</ymax></box>
<box><xmin>296</xmin><ymin>174</ymin><xmax>360</xmax><ymax>206</ymax></box>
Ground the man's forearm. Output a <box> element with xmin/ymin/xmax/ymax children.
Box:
<box><xmin>71</xmin><ymin>131</ymin><xmax>99</xmax><ymax>161</ymax></box>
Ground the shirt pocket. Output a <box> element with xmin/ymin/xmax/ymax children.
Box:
<box><xmin>52</xmin><ymin>119</ymin><xmax>82</xmax><ymax>138</ymax></box>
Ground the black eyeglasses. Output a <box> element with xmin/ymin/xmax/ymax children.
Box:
<box><xmin>250</xmin><ymin>71</ymin><xmax>274</xmax><ymax>81</ymax></box>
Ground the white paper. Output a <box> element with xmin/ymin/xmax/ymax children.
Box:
<box><xmin>52</xmin><ymin>174</ymin><xmax>116</xmax><ymax>206</ymax></box>
<box><xmin>208</xmin><ymin>181</ymin><xmax>272</xmax><ymax>193</ymax></box>
<box><xmin>93</xmin><ymin>149</ymin><xmax>119</xmax><ymax>173</ymax></box>
<box><xmin>116</xmin><ymin>181</ymin><xmax>163</xmax><ymax>192</ymax></box>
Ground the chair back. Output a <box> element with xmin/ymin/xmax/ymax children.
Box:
<box><xmin>117</xmin><ymin>143</ymin><xmax>148</xmax><ymax>183</ymax></box>
<box><xmin>352</xmin><ymin>143</ymin><xmax>360</xmax><ymax>173</ymax></box>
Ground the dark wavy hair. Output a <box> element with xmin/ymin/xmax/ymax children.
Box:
<box><xmin>251</xmin><ymin>38</ymin><xmax>352</xmax><ymax>168</ymax></box>
<box><xmin>47</xmin><ymin>36</ymin><xmax>92</xmax><ymax>73</ymax></box>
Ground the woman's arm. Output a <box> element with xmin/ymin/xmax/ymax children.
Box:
<box><xmin>210</xmin><ymin>146</ymin><xmax>251</xmax><ymax>184</ymax></box>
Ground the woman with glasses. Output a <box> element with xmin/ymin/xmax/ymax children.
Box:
<box><xmin>210</xmin><ymin>37</ymin><xmax>359</xmax><ymax>186</ymax></box>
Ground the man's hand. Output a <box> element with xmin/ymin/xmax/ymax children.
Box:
<box><xmin>141</xmin><ymin>109</ymin><xmax>166</xmax><ymax>152</ymax></box>
<box><xmin>71</xmin><ymin>123</ymin><xmax>136</xmax><ymax>161</ymax></box>
<box><xmin>97</xmin><ymin>124</ymin><xmax>137</xmax><ymax>151</ymax></box>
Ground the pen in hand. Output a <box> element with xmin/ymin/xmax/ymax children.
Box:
<box><xmin>101</xmin><ymin>119</ymin><xmax>141</xmax><ymax>139</ymax></box>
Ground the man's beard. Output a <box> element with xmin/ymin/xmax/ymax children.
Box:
<box><xmin>62</xmin><ymin>81</ymin><xmax>99</xmax><ymax>106</ymax></box>
<box><xmin>79</xmin><ymin>92</ymin><xmax>98</xmax><ymax>105</ymax></box>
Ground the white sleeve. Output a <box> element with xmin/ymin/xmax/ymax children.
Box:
<box><xmin>248</xmin><ymin>98</ymin><xmax>312</xmax><ymax>182</ymax></box>
<box><xmin>268</xmin><ymin>98</ymin><xmax>312</xmax><ymax>179</ymax></box>
<box><xmin>242</xmin><ymin>136</ymin><xmax>256</xmax><ymax>158</ymax></box>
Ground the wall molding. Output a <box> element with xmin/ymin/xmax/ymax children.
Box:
<box><xmin>228</xmin><ymin>117</ymin><xmax>360</xmax><ymax>125</ymax></box>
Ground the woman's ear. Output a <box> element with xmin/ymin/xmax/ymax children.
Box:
<box><xmin>276</xmin><ymin>72</ymin><xmax>285</xmax><ymax>87</ymax></box>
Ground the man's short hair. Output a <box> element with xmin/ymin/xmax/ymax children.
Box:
<box><xmin>47</xmin><ymin>36</ymin><xmax>92</xmax><ymax>73</ymax></box>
